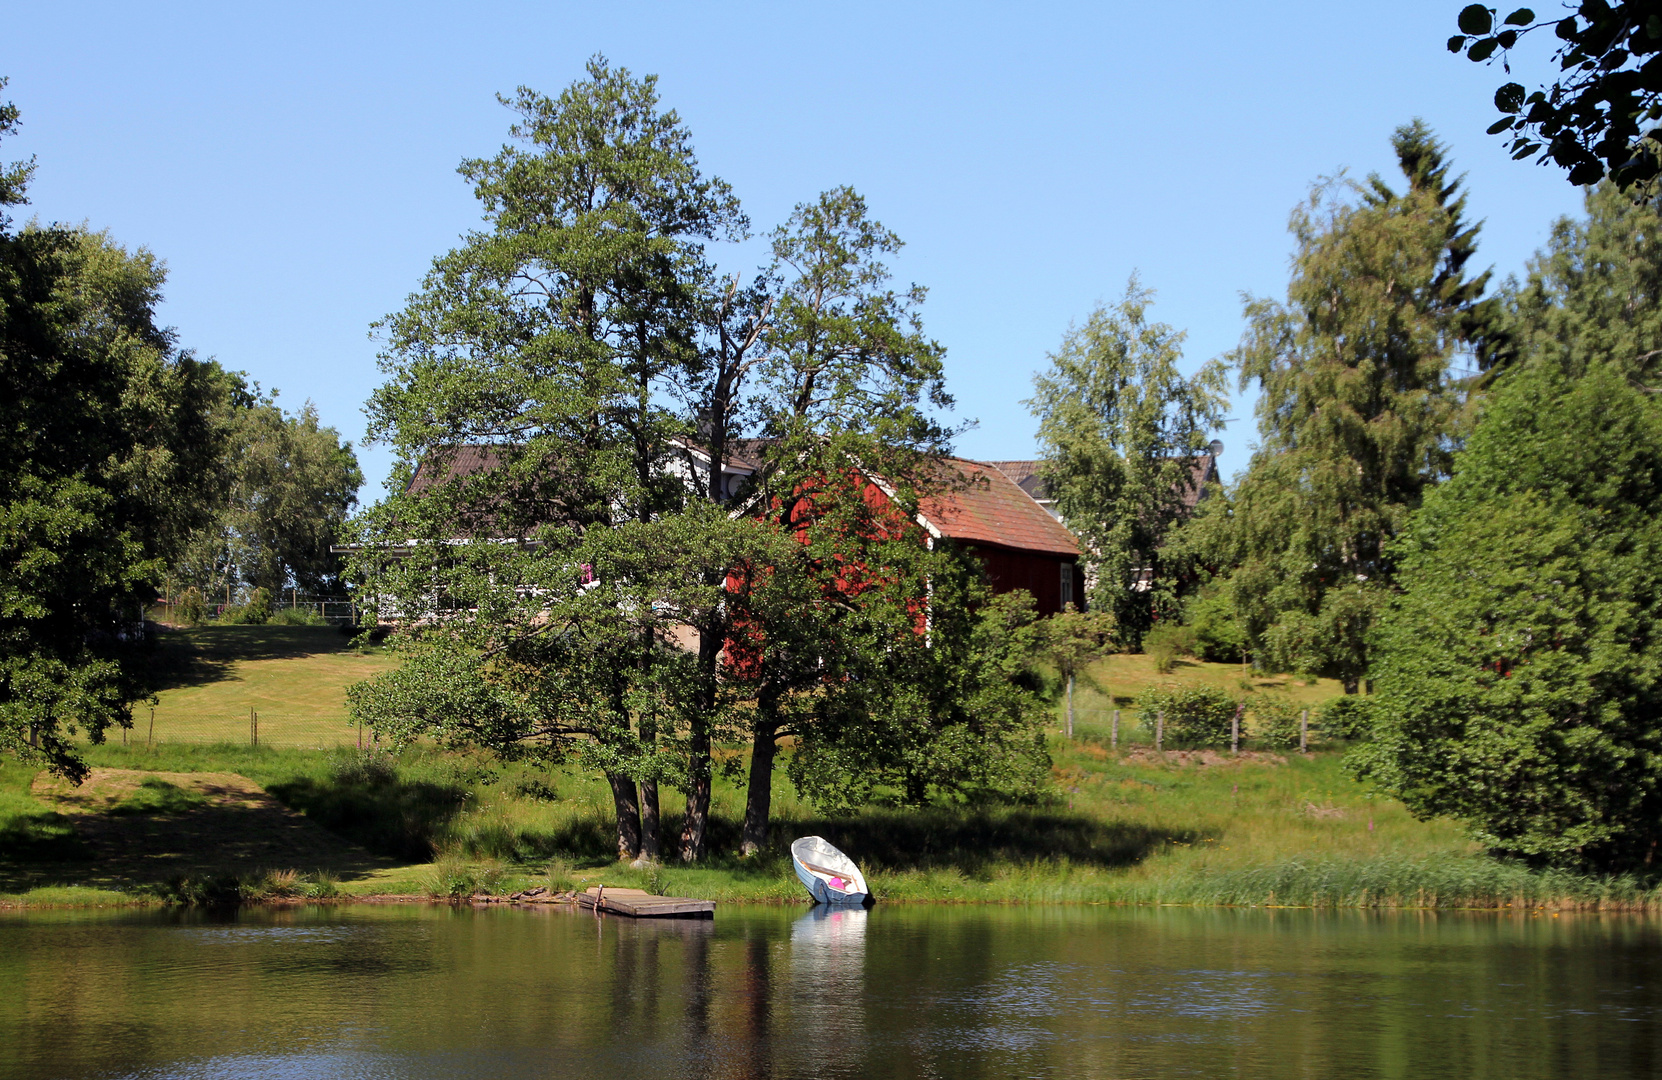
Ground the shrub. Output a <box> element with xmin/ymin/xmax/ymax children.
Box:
<box><xmin>424</xmin><ymin>857</ymin><xmax>506</xmax><ymax>899</ymax></box>
<box><xmin>1139</xmin><ymin>685</ymin><xmax>1238</xmax><ymax>748</ymax></box>
<box><xmin>175</xmin><ymin>587</ymin><xmax>207</xmax><ymax>626</ymax></box>
<box><xmin>270</xmin><ymin>606</ymin><xmax>326</xmax><ymax>626</ymax></box>
<box><xmin>221</xmin><ymin>587</ymin><xmax>274</xmax><ymax>625</ymax></box>
<box><xmin>1142</xmin><ymin>623</ymin><xmax>1197</xmax><ymax>674</ymax></box>
<box><xmin>330</xmin><ymin>747</ymin><xmax>397</xmax><ymax>787</ymax></box>
<box><xmin>1251</xmin><ymin>698</ymin><xmax>1305</xmax><ymax>750</ymax></box>
<box><xmin>1320</xmin><ymin>695</ymin><xmax>1376</xmax><ymax>741</ymax></box>
<box><xmin>1186</xmin><ymin>583</ymin><xmax>1248</xmax><ymax>663</ymax></box>
<box><xmin>546</xmin><ymin>858</ymin><xmax>578</xmax><ymax>894</ymax></box>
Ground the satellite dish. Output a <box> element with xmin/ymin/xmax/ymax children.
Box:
<box><xmin>1207</xmin><ymin>440</ymin><xmax>1224</xmax><ymax>458</ymax></box>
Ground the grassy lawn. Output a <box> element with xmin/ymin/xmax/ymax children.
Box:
<box><xmin>3</xmin><ymin>629</ymin><xmax>1655</xmax><ymax>910</ymax></box>
<box><xmin>133</xmin><ymin>624</ymin><xmax>398</xmax><ymax>748</ymax></box>
<box><xmin>1052</xmin><ymin>651</ymin><xmax>1343</xmax><ymax>738</ymax></box>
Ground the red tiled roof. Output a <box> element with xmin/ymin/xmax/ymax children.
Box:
<box><xmin>916</xmin><ymin>459</ymin><xmax>1081</xmax><ymax>558</ymax></box>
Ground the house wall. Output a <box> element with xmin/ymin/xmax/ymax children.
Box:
<box><xmin>970</xmin><ymin>544</ymin><xmax>1079</xmax><ymax>615</ymax></box>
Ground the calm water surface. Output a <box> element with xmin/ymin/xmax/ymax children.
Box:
<box><xmin>1</xmin><ymin>903</ymin><xmax>1659</xmax><ymax>1079</ymax></box>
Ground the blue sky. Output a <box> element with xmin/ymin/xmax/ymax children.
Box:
<box><xmin>4</xmin><ymin>2</ymin><xmax>1587</xmax><ymax>499</ymax></box>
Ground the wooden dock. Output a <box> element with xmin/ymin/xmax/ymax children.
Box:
<box><xmin>576</xmin><ymin>886</ymin><xmax>715</xmax><ymax>919</ymax></box>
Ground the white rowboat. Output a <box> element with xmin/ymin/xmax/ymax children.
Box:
<box><xmin>790</xmin><ymin>835</ymin><xmax>870</xmax><ymax>906</ymax></box>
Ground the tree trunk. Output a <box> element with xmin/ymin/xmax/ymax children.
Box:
<box><xmin>741</xmin><ymin>719</ymin><xmax>780</xmax><ymax>856</ymax></box>
<box><xmin>640</xmin><ymin>779</ymin><xmax>660</xmax><ymax>861</ymax></box>
<box><xmin>639</xmin><ymin>711</ymin><xmax>659</xmax><ymax>860</ymax></box>
<box><xmin>680</xmin><ymin>613</ymin><xmax>724</xmax><ymax>862</ymax></box>
<box><xmin>1065</xmin><ymin>673</ymin><xmax>1075</xmax><ymax>738</ymax></box>
<box><xmin>679</xmin><ymin>718</ymin><xmax>711</xmax><ymax>861</ymax></box>
<box><xmin>1343</xmin><ymin>677</ymin><xmax>1360</xmax><ymax>695</ymax></box>
<box><xmin>607</xmin><ymin>772</ymin><xmax>642</xmax><ymax>861</ymax></box>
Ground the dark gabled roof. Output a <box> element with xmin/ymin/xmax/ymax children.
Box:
<box><xmin>405</xmin><ymin>444</ymin><xmax>507</xmax><ymax>496</ymax></box>
<box><xmin>916</xmin><ymin>459</ymin><xmax>1081</xmax><ymax>558</ymax></box>
<box><xmin>984</xmin><ymin>460</ymin><xmax>1050</xmax><ymax>503</ymax></box>
<box><xmin>987</xmin><ymin>455</ymin><xmax>1220</xmax><ymax>514</ymax></box>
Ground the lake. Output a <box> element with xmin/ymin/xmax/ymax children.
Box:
<box><xmin>1</xmin><ymin>903</ymin><xmax>1658</xmax><ymax>1078</ymax></box>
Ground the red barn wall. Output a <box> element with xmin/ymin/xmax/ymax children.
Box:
<box><xmin>969</xmin><ymin>544</ymin><xmax>1078</xmax><ymax>615</ymax></box>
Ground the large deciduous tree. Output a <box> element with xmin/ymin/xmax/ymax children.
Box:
<box><xmin>1026</xmin><ymin>279</ymin><xmax>1228</xmax><ymax>644</ymax></box>
<box><xmin>1223</xmin><ymin>123</ymin><xmax>1489</xmax><ymax>690</ymax></box>
<box><xmin>1506</xmin><ymin>179</ymin><xmax>1662</xmax><ymax>381</ymax></box>
<box><xmin>173</xmin><ymin>389</ymin><xmax>363</xmax><ymax>603</ymax></box>
<box><xmin>349</xmin><ymin>56</ymin><xmax>743</xmax><ymax>861</ymax></box>
<box><xmin>1354</xmin><ymin>359</ymin><xmax>1662</xmax><ymax>871</ymax></box>
<box><xmin>718</xmin><ymin>186</ymin><xmax>958</xmax><ymax>856</ymax></box>
<box><xmin>0</xmin><ymin>82</ymin><xmax>226</xmax><ymax>778</ymax></box>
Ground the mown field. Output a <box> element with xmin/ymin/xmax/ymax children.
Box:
<box><xmin>135</xmin><ymin>624</ymin><xmax>398</xmax><ymax>748</ymax></box>
<box><xmin>3</xmin><ymin>626</ymin><xmax>1659</xmax><ymax>910</ymax></box>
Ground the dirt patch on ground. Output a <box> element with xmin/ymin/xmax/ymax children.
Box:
<box><xmin>1118</xmin><ymin>748</ymin><xmax>1288</xmax><ymax>768</ymax></box>
<box><xmin>17</xmin><ymin>768</ymin><xmax>393</xmax><ymax>890</ymax></box>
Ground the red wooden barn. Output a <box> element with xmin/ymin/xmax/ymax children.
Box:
<box><xmin>911</xmin><ymin>459</ymin><xmax>1083</xmax><ymax>614</ymax></box>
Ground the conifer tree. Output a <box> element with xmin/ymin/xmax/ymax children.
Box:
<box><xmin>1226</xmin><ymin>122</ymin><xmax>1490</xmax><ymax>689</ymax></box>
<box><xmin>1507</xmin><ymin>180</ymin><xmax>1662</xmax><ymax>382</ymax></box>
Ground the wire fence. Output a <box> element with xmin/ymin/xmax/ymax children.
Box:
<box><xmin>121</xmin><ymin>705</ymin><xmax>371</xmax><ymax>749</ymax></box>
<box><xmin>150</xmin><ymin>593</ymin><xmax>364</xmax><ymax>626</ymax></box>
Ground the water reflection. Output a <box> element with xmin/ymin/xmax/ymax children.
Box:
<box><xmin>788</xmin><ymin>907</ymin><xmax>867</xmax><ymax>1076</ymax></box>
<box><xmin>2</xmin><ymin>904</ymin><xmax>1660</xmax><ymax>1079</ymax></box>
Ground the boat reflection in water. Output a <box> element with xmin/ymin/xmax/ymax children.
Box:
<box><xmin>788</xmin><ymin>905</ymin><xmax>869</xmax><ymax>1060</ymax></box>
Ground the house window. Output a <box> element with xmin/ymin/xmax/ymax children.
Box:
<box><xmin>1060</xmin><ymin>562</ymin><xmax>1073</xmax><ymax>609</ymax></box>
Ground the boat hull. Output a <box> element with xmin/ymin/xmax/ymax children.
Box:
<box><xmin>790</xmin><ymin>835</ymin><xmax>871</xmax><ymax>906</ymax></box>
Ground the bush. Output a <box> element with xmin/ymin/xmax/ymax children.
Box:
<box><xmin>1320</xmin><ymin>695</ymin><xmax>1376</xmax><ymax>741</ymax></box>
<box><xmin>1139</xmin><ymin>685</ymin><xmax>1238</xmax><ymax>748</ymax></box>
<box><xmin>270</xmin><ymin>606</ymin><xmax>326</xmax><ymax>626</ymax></box>
<box><xmin>175</xmin><ymin>587</ymin><xmax>206</xmax><ymax>626</ymax></box>
<box><xmin>220</xmin><ymin>587</ymin><xmax>274</xmax><ymax>625</ymax></box>
<box><xmin>424</xmin><ymin>857</ymin><xmax>506</xmax><ymax>899</ymax></box>
<box><xmin>330</xmin><ymin>747</ymin><xmax>397</xmax><ymax>787</ymax></box>
<box><xmin>1186</xmin><ymin>583</ymin><xmax>1247</xmax><ymax>663</ymax></box>
<box><xmin>1142</xmin><ymin>623</ymin><xmax>1197</xmax><ymax>674</ymax></box>
<box><xmin>1251</xmin><ymin>698</ymin><xmax>1305</xmax><ymax>750</ymax></box>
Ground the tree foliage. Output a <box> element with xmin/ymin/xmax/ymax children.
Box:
<box><xmin>0</xmin><ymin>85</ymin><xmax>225</xmax><ymax>778</ymax></box>
<box><xmin>1355</xmin><ymin>360</ymin><xmax>1662</xmax><ymax>871</ymax></box>
<box><xmin>1451</xmin><ymin>1</ymin><xmax>1662</xmax><ymax>191</ymax></box>
<box><xmin>173</xmin><ymin>389</ymin><xmax>363</xmax><ymax>603</ymax></box>
<box><xmin>1026</xmin><ymin>279</ymin><xmax>1228</xmax><ymax>643</ymax></box>
<box><xmin>1219</xmin><ymin>123</ymin><xmax>1489</xmax><ymax>688</ymax></box>
<box><xmin>1507</xmin><ymin>178</ymin><xmax>1662</xmax><ymax>381</ymax></box>
<box><xmin>348</xmin><ymin>59</ymin><xmax>1018</xmax><ymax>863</ymax></box>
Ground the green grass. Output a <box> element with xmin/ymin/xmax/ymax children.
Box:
<box><xmin>5</xmin><ymin>637</ymin><xmax>1656</xmax><ymax>910</ymax></box>
<box><xmin>1055</xmin><ymin>652</ymin><xmax>1344</xmax><ymax>741</ymax></box>
<box><xmin>131</xmin><ymin>624</ymin><xmax>398</xmax><ymax>748</ymax></box>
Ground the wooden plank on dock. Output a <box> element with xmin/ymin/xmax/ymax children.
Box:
<box><xmin>577</xmin><ymin>886</ymin><xmax>715</xmax><ymax>918</ymax></box>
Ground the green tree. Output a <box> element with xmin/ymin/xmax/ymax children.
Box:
<box><xmin>1507</xmin><ymin>179</ymin><xmax>1662</xmax><ymax>381</ymax></box>
<box><xmin>174</xmin><ymin>390</ymin><xmax>363</xmax><ymax>604</ymax></box>
<box><xmin>0</xmin><ymin>86</ymin><xmax>226</xmax><ymax>777</ymax></box>
<box><xmin>719</xmin><ymin>187</ymin><xmax>958</xmax><ymax>856</ymax></box>
<box><xmin>1225</xmin><ymin>123</ymin><xmax>1488</xmax><ymax>689</ymax></box>
<box><xmin>1026</xmin><ymin>279</ymin><xmax>1228</xmax><ymax>644</ymax></box>
<box><xmin>349</xmin><ymin>57</ymin><xmax>743</xmax><ymax>861</ymax></box>
<box><xmin>1450</xmin><ymin>2</ymin><xmax>1662</xmax><ymax>191</ymax></box>
<box><xmin>1035</xmin><ymin>604</ymin><xmax>1117</xmax><ymax>738</ymax></box>
<box><xmin>1354</xmin><ymin>359</ymin><xmax>1662</xmax><ymax>871</ymax></box>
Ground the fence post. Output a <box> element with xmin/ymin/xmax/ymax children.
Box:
<box><xmin>147</xmin><ymin>706</ymin><xmax>155</xmax><ymax>749</ymax></box>
<box><xmin>1155</xmin><ymin>710</ymin><xmax>1164</xmax><ymax>753</ymax></box>
<box><xmin>1111</xmin><ymin>708</ymin><xmax>1120</xmax><ymax>751</ymax></box>
<box><xmin>1300</xmin><ymin>709</ymin><xmax>1309</xmax><ymax>753</ymax></box>
<box><xmin>1065</xmin><ymin>674</ymin><xmax>1074</xmax><ymax>739</ymax></box>
<box><xmin>1232</xmin><ymin>703</ymin><xmax>1242</xmax><ymax>755</ymax></box>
